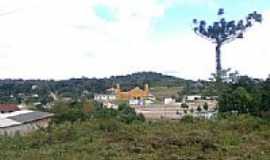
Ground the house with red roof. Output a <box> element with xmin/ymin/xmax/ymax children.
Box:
<box><xmin>0</xmin><ymin>104</ymin><xmax>20</xmax><ymax>114</ymax></box>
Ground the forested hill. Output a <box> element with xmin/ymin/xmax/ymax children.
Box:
<box><xmin>109</xmin><ymin>72</ymin><xmax>193</xmax><ymax>89</ymax></box>
<box><xmin>0</xmin><ymin>72</ymin><xmax>196</xmax><ymax>103</ymax></box>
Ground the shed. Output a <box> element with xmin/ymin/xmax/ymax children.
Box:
<box><xmin>0</xmin><ymin>110</ymin><xmax>53</xmax><ymax>136</ymax></box>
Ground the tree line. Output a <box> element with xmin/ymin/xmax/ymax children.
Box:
<box><xmin>0</xmin><ymin>72</ymin><xmax>196</xmax><ymax>104</ymax></box>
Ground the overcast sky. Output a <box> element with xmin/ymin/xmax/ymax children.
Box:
<box><xmin>0</xmin><ymin>0</ymin><xmax>269</xmax><ymax>80</ymax></box>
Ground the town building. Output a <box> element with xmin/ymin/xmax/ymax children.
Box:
<box><xmin>102</xmin><ymin>102</ymin><xmax>118</xmax><ymax>109</ymax></box>
<box><xmin>0</xmin><ymin>104</ymin><xmax>20</xmax><ymax>114</ymax></box>
<box><xmin>0</xmin><ymin>110</ymin><xmax>53</xmax><ymax>136</ymax></box>
<box><xmin>185</xmin><ymin>95</ymin><xmax>202</xmax><ymax>101</ymax></box>
<box><xmin>94</xmin><ymin>84</ymin><xmax>156</xmax><ymax>106</ymax></box>
<box><xmin>164</xmin><ymin>98</ymin><xmax>176</xmax><ymax>105</ymax></box>
<box><xmin>94</xmin><ymin>94</ymin><xmax>116</xmax><ymax>102</ymax></box>
<box><xmin>115</xmin><ymin>84</ymin><xmax>153</xmax><ymax>101</ymax></box>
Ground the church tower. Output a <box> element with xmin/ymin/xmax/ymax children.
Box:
<box><xmin>144</xmin><ymin>84</ymin><xmax>149</xmax><ymax>96</ymax></box>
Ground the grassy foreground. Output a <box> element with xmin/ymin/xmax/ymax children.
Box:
<box><xmin>0</xmin><ymin>115</ymin><xmax>269</xmax><ymax>160</ymax></box>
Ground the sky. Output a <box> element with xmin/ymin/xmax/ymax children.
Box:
<box><xmin>0</xmin><ymin>0</ymin><xmax>269</xmax><ymax>80</ymax></box>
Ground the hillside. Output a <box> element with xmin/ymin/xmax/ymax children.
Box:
<box><xmin>0</xmin><ymin>72</ymin><xmax>198</xmax><ymax>104</ymax></box>
<box><xmin>109</xmin><ymin>72</ymin><xmax>192</xmax><ymax>89</ymax></box>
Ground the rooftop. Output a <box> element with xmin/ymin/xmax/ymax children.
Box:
<box><xmin>0</xmin><ymin>110</ymin><xmax>53</xmax><ymax>128</ymax></box>
<box><xmin>0</xmin><ymin>104</ymin><xmax>20</xmax><ymax>112</ymax></box>
<box><xmin>0</xmin><ymin>118</ymin><xmax>20</xmax><ymax>128</ymax></box>
<box><xmin>8</xmin><ymin>111</ymin><xmax>53</xmax><ymax>124</ymax></box>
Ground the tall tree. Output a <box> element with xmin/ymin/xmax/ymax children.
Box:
<box><xmin>193</xmin><ymin>8</ymin><xmax>262</xmax><ymax>82</ymax></box>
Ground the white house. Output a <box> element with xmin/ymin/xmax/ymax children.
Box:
<box><xmin>103</xmin><ymin>102</ymin><xmax>118</xmax><ymax>109</ymax></box>
<box><xmin>164</xmin><ymin>98</ymin><xmax>176</xmax><ymax>104</ymax></box>
<box><xmin>185</xmin><ymin>95</ymin><xmax>202</xmax><ymax>101</ymax></box>
<box><xmin>94</xmin><ymin>94</ymin><xmax>116</xmax><ymax>102</ymax></box>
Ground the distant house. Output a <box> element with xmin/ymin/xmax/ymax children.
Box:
<box><xmin>0</xmin><ymin>104</ymin><xmax>20</xmax><ymax>114</ymax></box>
<box><xmin>185</xmin><ymin>95</ymin><xmax>202</xmax><ymax>101</ymax></box>
<box><xmin>102</xmin><ymin>102</ymin><xmax>118</xmax><ymax>109</ymax></box>
<box><xmin>129</xmin><ymin>99</ymin><xmax>144</xmax><ymax>106</ymax></box>
<box><xmin>164</xmin><ymin>98</ymin><xmax>176</xmax><ymax>105</ymax></box>
<box><xmin>0</xmin><ymin>110</ymin><xmax>53</xmax><ymax>136</ymax></box>
<box><xmin>94</xmin><ymin>94</ymin><xmax>117</xmax><ymax>102</ymax></box>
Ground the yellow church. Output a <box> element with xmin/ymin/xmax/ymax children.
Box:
<box><xmin>114</xmin><ymin>84</ymin><xmax>152</xmax><ymax>101</ymax></box>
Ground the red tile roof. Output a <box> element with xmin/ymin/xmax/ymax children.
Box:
<box><xmin>0</xmin><ymin>104</ymin><xmax>20</xmax><ymax>112</ymax></box>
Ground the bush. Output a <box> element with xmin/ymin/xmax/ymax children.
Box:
<box><xmin>117</xmin><ymin>103</ymin><xmax>145</xmax><ymax>124</ymax></box>
<box><xmin>50</xmin><ymin>101</ymin><xmax>90</xmax><ymax>123</ymax></box>
<box><xmin>181</xmin><ymin>115</ymin><xmax>196</xmax><ymax>123</ymax></box>
<box><xmin>50</xmin><ymin>101</ymin><xmax>144</xmax><ymax>125</ymax></box>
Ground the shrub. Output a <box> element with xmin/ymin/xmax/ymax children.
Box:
<box><xmin>181</xmin><ymin>115</ymin><xmax>196</xmax><ymax>123</ymax></box>
<box><xmin>117</xmin><ymin>103</ymin><xmax>145</xmax><ymax>124</ymax></box>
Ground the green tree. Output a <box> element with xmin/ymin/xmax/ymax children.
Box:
<box><xmin>203</xmin><ymin>103</ymin><xmax>209</xmax><ymax>111</ymax></box>
<box><xmin>258</xmin><ymin>80</ymin><xmax>270</xmax><ymax>115</ymax></box>
<box><xmin>219</xmin><ymin>87</ymin><xmax>255</xmax><ymax>114</ymax></box>
<box><xmin>118</xmin><ymin>103</ymin><xmax>145</xmax><ymax>124</ymax></box>
<box><xmin>181</xmin><ymin>103</ymin><xmax>189</xmax><ymax>109</ymax></box>
<box><xmin>197</xmin><ymin>106</ymin><xmax>202</xmax><ymax>112</ymax></box>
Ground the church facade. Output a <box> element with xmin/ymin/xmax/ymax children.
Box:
<box><xmin>115</xmin><ymin>84</ymin><xmax>151</xmax><ymax>101</ymax></box>
<box><xmin>94</xmin><ymin>84</ymin><xmax>155</xmax><ymax>106</ymax></box>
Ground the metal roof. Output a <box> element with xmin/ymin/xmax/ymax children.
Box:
<box><xmin>0</xmin><ymin>110</ymin><xmax>53</xmax><ymax>128</ymax></box>
<box><xmin>7</xmin><ymin>111</ymin><xmax>53</xmax><ymax>124</ymax></box>
<box><xmin>0</xmin><ymin>118</ymin><xmax>21</xmax><ymax>128</ymax></box>
<box><xmin>0</xmin><ymin>110</ymin><xmax>33</xmax><ymax>119</ymax></box>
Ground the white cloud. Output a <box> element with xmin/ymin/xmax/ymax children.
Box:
<box><xmin>222</xmin><ymin>11</ymin><xmax>270</xmax><ymax>79</ymax></box>
<box><xmin>0</xmin><ymin>0</ymin><xmax>268</xmax><ymax>80</ymax></box>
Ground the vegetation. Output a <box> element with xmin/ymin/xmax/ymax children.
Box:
<box><xmin>197</xmin><ymin>106</ymin><xmax>202</xmax><ymax>112</ymax></box>
<box><xmin>203</xmin><ymin>103</ymin><xmax>209</xmax><ymax>111</ymax></box>
<box><xmin>181</xmin><ymin>103</ymin><xmax>189</xmax><ymax>109</ymax></box>
<box><xmin>0</xmin><ymin>74</ymin><xmax>269</xmax><ymax>160</ymax></box>
<box><xmin>50</xmin><ymin>101</ymin><xmax>145</xmax><ymax>124</ymax></box>
<box><xmin>0</xmin><ymin>72</ymin><xmax>197</xmax><ymax>105</ymax></box>
<box><xmin>193</xmin><ymin>9</ymin><xmax>262</xmax><ymax>81</ymax></box>
<box><xmin>0</xmin><ymin>113</ymin><xmax>269</xmax><ymax>160</ymax></box>
<box><xmin>0</xmin><ymin>4</ymin><xmax>268</xmax><ymax>160</ymax></box>
<box><xmin>218</xmin><ymin>76</ymin><xmax>270</xmax><ymax>117</ymax></box>
<box><xmin>150</xmin><ymin>86</ymin><xmax>184</xmax><ymax>101</ymax></box>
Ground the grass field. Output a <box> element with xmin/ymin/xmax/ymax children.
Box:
<box><xmin>151</xmin><ymin>86</ymin><xmax>183</xmax><ymax>101</ymax></box>
<box><xmin>0</xmin><ymin>114</ymin><xmax>269</xmax><ymax>160</ymax></box>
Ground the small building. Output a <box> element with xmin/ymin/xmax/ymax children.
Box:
<box><xmin>103</xmin><ymin>102</ymin><xmax>118</xmax><ymax>109</ymax></box>
<box><xmin>0</xmin><ymin>110</ymin><xmax>53</xmax><ymax>136</ymax></box>
<box><xmin>164</xmin><ymin>98</ymin><xmax>176</xmax><ymax>105</ymax></box>
<box><xmin>185</xmin><ymin>95</ymin><xmax>202</xmax><ymax>101</ymax></box>
<box><xmin>94</xmin><ymin>94</ymin><xmax>117</xmax><ymax>102</ymax></box>
<box><xmin>0</xmin><ymin>104</ymin><xmax>20</xmax><ymax>114</ymax></box>
<box><xmin>129</xmin><ymin>99</ymin><xmax>145</xmax><ymax>106</ymax></box>
<box><xmin>193</xmin><ymin>111</ymin><xmax>218</xmax><ymax>119</ymax></box>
